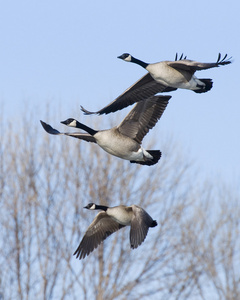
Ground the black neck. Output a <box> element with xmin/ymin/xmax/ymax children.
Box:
<box><xmin>76</xmin><ymin>121</ymin><xmax>98</xmax><ymax>136</ymax></box>
<box><xmin>95</xmin><ymin>204</ymin><xmax>108</xmax><ymax>211</ymax></box>
<box><xmin>131</xmin><ymin>56</ymin><xmax>149</xmax><ymax>69</ymax></box>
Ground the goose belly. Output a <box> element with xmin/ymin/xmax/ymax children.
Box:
<box><xmin>95</xmin><ymin>131</ymin><xmax>141</xmax><ymax>160</ymax></box>
<box><xmin>147</xmin><ymin>63</ymin><xmax>194</xmax><ymax>89</ymax></box>
<box><xmin>107</xmin><ymin>207</ymin><xmax>132</xmax><ymax>226</ymax></box>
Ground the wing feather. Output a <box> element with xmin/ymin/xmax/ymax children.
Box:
<box><xmin>81</xmin><ymin>73</ymin><xmax>176</xmax><ymax>115</ymax></box>
<box><xmin>118</xmin><ymin>95</ymin><xmax>171</xmax><ymax>143</ymax></box>
<box><xmin>74</xmin><ymin>212</ymin><xmax>125</xmax><ymax>259</ymax></box>
<box><xmin>130</xmin><ymin>205</ymin><xmax>155</xmax><ymax>249</ymax></box>
<box><xmin>167</xmin><ymin>53</ymin><xmax>232</xmax><ymax>73</ymax></box>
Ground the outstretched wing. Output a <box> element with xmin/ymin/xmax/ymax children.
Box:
<box><xmin>81</xmin><ymin>73</ymin><xmax>176</xmax><ymax>115</ymax></box>
<box><xmin>40</xmin><ymin>120</ymin><xmax>96</xmax><ymax>143</ymax></box>
<box><xmin>130</xmin><ymin>205</ymin><xmax>156</xmax><ymax>249</ymax></box>
<box><xmin>168</xmin><ymin>53</ymin><xmax>232</xmax><ymax>73</ymax></box>
<box><xmin>74</xmin><ymin>212</ymin><xmax>125</xmax><ymax>259</ymax></box>
<box><xmin>118</xmin><ymin>95</ymin><xmax>171</xmax><ymax>144</ymax></box>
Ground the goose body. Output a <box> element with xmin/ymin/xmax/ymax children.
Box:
<box><xmin>81</xmin><ymin>53</ymin><xmax>231</xmax><ymax>115</ymax></box>
<box><xmin>118</xmin><ymin>53</ymin><xmax>232</xmax><ymax>93</ymax></box>
<box><xmin>74</xmin><ymin>203</ymin><xmax>158</xmax><ymax>259</ymax></box>
<box><xmin>40</xmin><ymin>95</ymin><xmax>171</xmax><ymax>166</ymax></box>
<box><xmin>144</xmin><ymin>60</ymin><xmax>203</xmax><ymax>90</ymax></box>
<box><xmin>93</xmin><ymin>129</ymin><xmax>152</xmax><ymax>162</ymax></box>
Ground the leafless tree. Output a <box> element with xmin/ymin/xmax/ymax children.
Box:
<box><xmin>167</xmin><ymin>184</ymin><xmax>240</xmax><ymax>300</ymax></box>
<box><xmin>0</xmin><ymin>110</ymin><xmax>239</xmax><ymax>300</ymax></box>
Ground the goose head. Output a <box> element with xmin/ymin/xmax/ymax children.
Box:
<box><xmin>117</xmin><ymin>53</ymin><xmax>132</xmax><ymax>62</ymax></box>
<box><xmin>84</xmin><ymin>203</ymin><xmax>96</xmax><ymax>210</ymax></box>
<box><xmin>61</xmin><ymin>118</ymin><xmax>77</xmax><ymax>127</ymax></box>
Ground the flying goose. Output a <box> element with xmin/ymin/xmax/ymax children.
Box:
<box><xmin>40</xmin><ymin>95</ymin><xmax>171</xmax><ymax>166</ymax></box>
<box><xmin>81</xmin><ymin>53</ymin><xmax>231</xmax><ymax>116</ymax></box>
<box><xmin>118</xmin><ymin>52</ymin><xmax>232</xmax><ymax>93</ymax></box>
<box><xmin>74</xmin><ymin>203</ymin><xmax>158</xmax><ymax>259</ymax></box>
<box><xmin>80</xmin><ymin>53</ymin><xmax>187</xmax><ymax>116</ymax></box>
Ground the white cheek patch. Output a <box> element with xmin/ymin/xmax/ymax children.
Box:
<box><xmin>90</xmin><ymin>204</ymin><xmax>96</xmax><ymax>210</ymax></box>
<box><xmin>69</xmin><ymin>120</ymin><xmax>77</xmax><ymax>127</ymax></box>
<box><xmin>125</xmin><ymin>55</ymin><xmax>132</xmax><ymax>62</ymax></box>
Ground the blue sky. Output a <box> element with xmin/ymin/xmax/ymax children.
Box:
<box><xmin>0</xmin><ymin>0</ymin><xmax>239</xmax><ymax>185</ymax></box>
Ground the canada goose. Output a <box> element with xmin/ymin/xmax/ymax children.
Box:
<box><xmin>74</xmin><ymin>203</ymin><xmax>158</xmax><ymax>259</ymax></box>
<box><xmin>81</xmin><ymin>53</ymin><xmax>231</xmax><ymax>116</ymax></box>
<box><xmin>80</xmin><ymin>53</ymin><xmax>187</xmax><ymax>116</ymax></box>
<box><xmin>40</xmin><ymin>95</ymin><xmax>171</xmax><ymax>166</ymax></box>
<box><xmin>118</xmin><ymin>52</ymin><xmax>232</xmax><ymax>94</ymax></box>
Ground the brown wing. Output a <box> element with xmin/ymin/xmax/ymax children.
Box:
<box><xmin>118</xmin><ymin>95</ymin><xmax>171</xmax><ymax>144</ymax></box>
<box><xmin>167</xmin><ymin>53</ymin><xmax>232</xmax><ymax>73</ymax></box>
<box><xmin>130</xmin><ymin>205</ymin><xmax>156</xmax><ymax>249</ymax></box>
<box><xmin>40</xmin><ymin>120</ymin><xmax>96</xmax><ymax>143</ymax></box>
<box><xmin>73</xmin><ymin>212</ymin><xmax>125</xmax><ymax>259</ymax></box>
<box><xmin>80</xmin><ymin>73</ymin><xmax>176</xmax><ymax>115</ymax></box>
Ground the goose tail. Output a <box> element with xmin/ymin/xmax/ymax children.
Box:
<box><xmin>151</xmin><ymin>220</ymin><xmax>158</xmax><ymax>227</ymax></box>
<box><xmin>194</xmin><ymin>79</ymin><xmax>213</xmax><ymax>93</ymax></box>
<box><xmin>130</xmin><ymin>150</ymin><xmax>161</xmax><ymax>166</ymax></box>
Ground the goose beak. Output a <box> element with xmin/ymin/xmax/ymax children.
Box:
<box><xmin>117</xmin><ymin>53</ymin><xmax>130</xmax><ymax>60</ymax></box>
<box><xmin>61</xmin><ymin>120</ymin><xmax>68</xmax><ymax>125</ymax></box>
<box><xmin>84</xmin><ymin>205</ymin><xmax>88</xmax><ymax>209</ymax></box>
<box><xmin>117</xmin><ymin>54</ymin><xmax>126</xmax><ymax>59</ymax></box>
